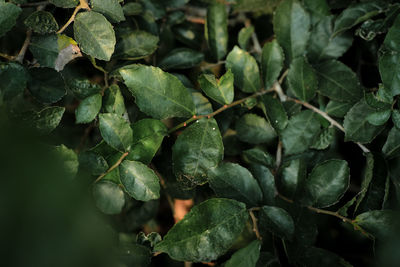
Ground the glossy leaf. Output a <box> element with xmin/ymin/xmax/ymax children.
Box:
<box><xmin>119</xmin><ymin>160</ymin><xmax>160</xmax><ymax>201</ymax></box>
<box><xmin>208</xmin><ymin>162</ymin><xmax>263</xmax><ymax>207</ymax></box>
<box><xmin>238</xmin><ymin>26</ymin><xmax>254</xmax><ymax>50</ymax></box>
<box><xmin>226</xmin><ymin>46</ymin><xmax>261</xmax><ymax>93</ymax></box>
<box><xmin>24</xmin><ymin>11</ymin><xmax>58</xmax><ymax>34</ymax></box>
<box><xmin>119</xmin><ymin>64</ymin><xmax>195</xmax><ymax>119</ymax></box>
<box><xmin>260</xmin><ymin>206</ymin><xmax>295</xmax><ymax>240</ymax></box>
<box><xmin>303</xmin><ymin>159</ymin><xmax>350</xmax><ymax>208</ymax></box>
<box><xmin>75</xmin><ymin>93</ymin><xmax>102</xmax><ymax>124</ymax></box>
<box><xmin>154</xmin><ymin>198</ymin><xmax>248</xmax><ymax>262</ymax></box>
<box><xmin>235</xmin><ymin>113</ymin><xmax>276</xmax><ymax>144</ymax></box>
<box><xmin>0</xmin><ymin>2</ymin><xmax>21</xmax><ymax>37</ymax></box>
<box><xmin>248</xmin><ymin>163</ymin><xmax>276</xmax><ymax>205</ymax></box>
<box><xmin>172</xmin><ymin>118</ymin><xmax>223</xmax><ymax>187</ymax></box>
<box><xmin>0</xmin><ymin>62</ymin><xmax>27</xmax><ymax>100</ymax></box>
<box><xmin>98</xmin><ymin>113</ymin><xmax>133</xmax><ymax>152</ymax></box>
<box><xmin>198</xmin><ymin>69</ymin><xmax>234</xmax><ymax>105</ymax></box>
<box><xmin>206</xmin><ymin>3</ymin><xmax>228</xmax><ymax>61</ymax></box>
<box><xmin>74</xmin><ymin>11</ymin><xmax>116</xmax><ymax>61</ymax></box>
<box><xmin>29</xmin><ymin>106</ymin><xmax>65</xmax><ymax>135</ymax></box>
<box><xmin>278</xmin><ymin>159</ymin><xmax>307</xmax><ymax>200</ymax></box>
<box><xmin>261</xmin><ymin>94</ymin><xmax>288</xmax><ymax>132</ymax></box>
<box><xmin>355</xmin><ymin>210</ymin><xmax>399</xmax><ymax>240</ymax></box>
<box><xmin>103</xmin><ymin>84</ymin><xmax>125</xmax><ymax>115</ymax></box>
<box><xmin>242</xmin><ymin>148</ymin><xmax>275</xmax><ymax>168</ymax></box>
<box><xmin>158</xmin><ymin>48</ymin><xmax>204</xmax><ymax>70</ymax></box>
<box><xmin>224</xmin><ymin>240</ymin><xmax>261</xmax><ymax>267</ymax></box>
<box><xmin>91</xmin><ymin>0</ymin><xmax>125</xmax><ymax>23</ymax></box>
<box><xmin>114</xmin><ymin>30</ymin><xmax>159</xmax><ymax>60</ymax></box>
<box><xmin>92</xmin><ymin>180</ymin><xmax>125</xmax><ymax>214</ymax></box>
<box><xmin>28</xmin><ymin>68</ymin><xmax>66</xmax><ymax>104</ymax></box>
<box><xmin>261</xmin><ymin>40</ymin><xmax>284</xmax><ymax>89</ymax></box>
<box><xmin>287</xmin><ymin>57</ymin><xmax>318</xmax><ymax>102</ymax></box>
<box><xmin>273</xmin><ymin>0</ymin><xmax>310</xmax><ymax>64</ymax></box>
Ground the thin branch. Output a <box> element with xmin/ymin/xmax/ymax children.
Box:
<box><xmin>56</xmin><ymin>0</ymin><xmax>90</xmax><ymax>34</ymax></box>
<box><xmin>275</xmin><ymin>141</ymin><xmax>282</xmax><ymax>170</ymax></box>
<box><xmin>201</xmin><ymin>61</ymin><xmax>226</xmax><ymax>71</ymax></box>
<box><xmin>15</xmin><ymin>29</ymin><xmax>32</xmax><ymax>63</ymax></box>
<box><xmin>93</xmin><ymin>152</ymin><xmax>129</xmax><ymax>184</ymax></box>
<box><xmin>249</xmin><ymin>209</ymin><xmax>262</xmax><ymax>240</ymax></box>
<box><xmin>0</xmin><ymin>53</ymin><xmax>14</xmax><ymax>61</ymax></box>
<box><xmin>251</xmin><ymin>32</ymin><xmax>262</xmax><ymax>54</ymax></box>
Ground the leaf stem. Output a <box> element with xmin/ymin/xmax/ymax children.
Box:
<box><xmin>93</xmin><ymin>152</ymin><xmax>129</xmax><ymax>184</ymax></box>
<box><xmin>0</xmin><ymin>52</ymin><xmax>14</xmax><ymax>61</ymax></box>
<box><xmin>249</xmin><ymin>209</ymin><xmax>262</xmax><ymax>240</ymax></box>
<box><xmin>15</xmin><ymin>29</ymin><xmax>32</xmax><ymax>63</ymax></box>
<box><xmin>56</xmin><ymin>0</ymin><xmax>90</xmax><ymax>34</ymax></box>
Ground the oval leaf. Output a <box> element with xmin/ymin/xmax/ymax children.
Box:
<box><xmin>75</xmin><ymin>93</ymin><xmax>102</xmax><ymax>124</ymax></box>
<box><xmin>98</xmin><ymin>113</ymin><xmax>133</xmax><ymax>152</ymax></box>
<box><xmin>224</xmin><ymin>240</ymin><xmax>261</xmax><ymax>267</ymax></box>
<box><xmin>206</xmin><ymin>3</ymin><xmax>228</xmax><ymax>61</ymax></box>
<box><xmin>260</xmin><ymin>205</ymin><xmax>295</xmax><ymax>240</ymax></box>
<box><xmin>261</xmin><ymin>40</ymin><xmax>284</xmax><ymax>89</ymax></box>
<box><xmin>235</xmin><ymin>113</ymin><xmax>276</xmax><ymax>144</ymax></box>
<box><xmin>93</xmin><ymin>180</ymin><xmax>125</xmax><ymax>214</ymax></box>
<box><xmin>287</xmin><ymin>57</ymin><xmax>318</xmax><ymax>102</ymax></box>
<box><xmin>198</xmin><ymin>69</ymin><xmax>234</xmax><ymax>105</ymax></box>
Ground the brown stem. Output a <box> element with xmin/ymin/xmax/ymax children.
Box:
<box><xmin>56</xmin><ymin>0</ymin><xmax>90</xmax><ymax>34</ymax></box>
<box><xmin>0</xmin><ymin>53</ymin><xmax>14</xmax><ymax>61</ymax></box>
<box><xmin>275</xmin><ymin>141</ymin><xmax>282</xmax><ymax>170</ymax></box>
<box><xmin>93</xmin><ymin>152</ymin><xmax>129</xmax><ymax>184</ymax></box>
<box><xmin>15</xmin><ymin>29</ymin><xmax>32</xmax><ymax>63</ymax></box>
<box><xmin>249</xmin><ymin>209</ymin><xmax>262</xmax><ymax>240</ymax></box>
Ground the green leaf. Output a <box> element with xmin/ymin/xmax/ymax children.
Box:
<box><xmin>242</xmin><ymin>148</ymin><xmax>275</xmax><ymax>168</ymax></box>
<box><xmin>198</xmin><ymin>69</ymin><xmax>234</xmax><ymax>105</ymax></box>
<box><xmin>154</xmin><ymin>198</ymin><xmax>249</xmax><ymax>262</ymax></box>
<box><xmin>119</xmin><ymin>160</ymin><xmax>160</xmax><ymax>201</ymax></box>
<box><xmin>29</xmin><ymin>35</ymin><xmax>59</xmax><ymax>69</ymax></box>
<box><xmin>300</xmin><ymin>247</ymin><xmax>353</xmax><ymax>267</ymax></box>
<box><xmin>326</xmin><ymin>100</ymin><xmax>353</xmax><ymax>118</ymax></box>
<box><xmin>53</xmin><ymin>144</ymin><xmax>79</xmax><ymax>180</ymax></box>
<box><xmin>261</xmin><ymin>40</ymin><xmax>284</xmax><ymax>89</ymax></box>
<box><xmin>79</xmin><ymin>151</ymin><xmax>109</xmax><ymax>175</ymax></box>
<box><xmin>287</xmin><ymin>57</ymin><xmax>318</xmax><ymax>102</ymax></box>
<box><xmin>238</xmin><ymin>26</ymin><xmax>254</xmax><ymax>50</ymax></box>
<box><xmin>114</xmin><ymin>30</ymin><xmax>159</xmax><ymax>60</ymax></box>
<box><xmin>224</xmin><ymin>240</ymin><xmax>261</xmax><ymax>267</ymax></box>
<box><xmin>382</xmin><ymin>127</ymin><xmax>400</xmax><ymax>159</ymax></box>
<box><xmin>98</xmin><ymin>113</ymin><xmax>133</xmax><ymax>152</ymax></box>
<box><xmin>379</xmin><ymin>15</ymin><xmax>400</xmax><ymax>96</ymax></box>
<box><xmin>273</xmin><ymin>0</ymin><xmax>310</xmax><ymax>64</ymax></box>
<box><xmin>127</xmin><ymin>119</ymin><xmax>167</xmax><ymax>164</ymax></box>
<box><xmin>392</xmin><ymin>109</ymin><xmax>400</xmax><ymax>129</ymax></box>
<box><xmin>158</xmin><ymin>48</ymin><xmax>204</xmax><ymax>70</ymax></box>
<box><xmin>74</xmin><ymin>11</ymin><xmax>116</xmax><ymax>61</ymax></box>
<box><xmin>303</xmin><ymin>159</ymin><xmax>350</xmax><ymax>208</ymax></box>
<box><xmin>260</xmin><ymin>206</ymin><xmax>295</xmax><ymax>240</ymax></box>
<box><xmin>172</xmin><ymin>118</ymin><xmax>223</xmax><ymax>188</ymax></box>
<box><xmin>366</xmin><ymin>109</ymin><xmax>391</xmax><ymax>126</ymax></box>
<box><xmin>235</xmin><ymin>113</ymin><xmax>276</xmax><ymax>144</ymax></box>
<box><xmin>278</xmin><ymin>159</ymin><xmax>306</xmax><ymax>200</ymax></box>
<box><xmin>29</xmin><ymin>106</ymin><xmax>65</xmax><ymax>135</ymax></box>
<box><xmin>75</xmin><ymin>93</ymin><xmax>102</xmax><ymax>124</ymax></box>
<box><xmin>248</xmin><ymin>163</ymin><xmax>276</xmax><ymax>205</ymax></box>
<box><xmin>24</xmin><ymin>11</ymin><xmax>58</xmax><ymax>34</ymax></box>
<box><xmin>333</xmin><ymin>1</ymin><xmax>387</xmax><ymax>37</ymax></box>
<box><xmin>28</xmin><ymin>68</ymin><xmax>66</xmax><ymax>104</ymax></box>
<box><xmin>0</xmin><ymin>2</ymin><xmax>21</xmax><ymax>37</ymax></box>
<box><xmin>92</xmin><ymin>180</ymin><xmax>125</xmax><ymax>214</ymax></box>
<box><xmin>314</xmin><ymin>60</ymin><xmax>363</xmax><ymax>103</ymax></box>
<box><xmin>118</xmin><ymin>64</ymin><xmax>195</xmax><ymax>119</ymax></box>
<box><xmin>208</xmin><ymin>162</ymin><xmax>263</xmax><ymax>207</ymax></box>
<box><xmin>123</xmin><ymin>2</ymin><xmax>143</xmax><ymax>16</ymax></box>
<box><xmin>310</xmin><ymin>127</ymin><xmax>335</xmax><ymax>150</ymax></box>
<box><xmin>206</xmin><ymin>3</ymin><xmax>228</xmax><ymax>61</ymax></box>
<box><xmin>307</xmin><ymin>16</ymin><xmax>353</xmax><ymax>63</ymax></box>
<box><xmin>343</xmin><ymin>98</ymin><xmax>385</xmax><ymax>143</ymax></box>
<box><xmin>355</xmin><ymin>210</ymin><xmax>399</xmax><ymax>240</ymax></box>
<box><xmin>62</xmin><ymin>65</ymin><xmax>102</xmax><ymax>99</ymax></box>
<box><xmin>49</xmin><ymin>0</ymin><xmax>78</xmax><ymax>8</ymax></box>
<box><xmin>103</xmin><ymin>84</ymin><xmax>126</xmax><ymax>115</ymax></box>
<box><xmin>281</xmin><ymin>110</ymin><xmax>321</xmax><ymax>155</ymax></box>
<box><xmin>0</xmin><ymin>62</ymin><xmax>27</xmax><ymax>100</ymax></box>
<box><xmin>261</xmin><ymin>94</ymin><xmax>288</xmax><ymax>132</ymax></box>
<box><xmin>303</xmin><ymin>0</ymin><xmax>330</xmax><ymax>26</ymax></box>
<box><xmin>91</xmin><ymin>0</ymin><xmax>125</xmax><ymax>23</ymax></box>
<box><xmin>354</xmin><ymin>152</ymin><xmax>374</xmax><ymax>213</ymax></box>
<box><xmin>192</xmin><ymin>92</ymin><xmax>213</xmax><ymax>115</ymax></box>
<box><xmin>226</xmin><ymin>46</ymin><xmax>261</xmax><ymax>93</ymax></box>
<box><xmin>118</xmin><ymin>243</ymin><xmax>152</xmax><ymax>266</ymax></box>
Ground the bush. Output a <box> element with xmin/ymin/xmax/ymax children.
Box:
<box><xmin>1</xmin><ymin>0</ymin><xmax>400</xmax><ymax>266</ymax></box>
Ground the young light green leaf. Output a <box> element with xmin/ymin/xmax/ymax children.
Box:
<box><xmin>24</xmin><ymin>11</ymin><xmax>58</xmax><ymax>34</ymax></box>
<box><xmin>154</xmin><ymin>198</ymin><xmax>248</xmax><ymax>262</ymax></box>
<box><xmin>198</xmin><ymin>69</ymin><xmax>234</xmax><ymax>105</ymax></box>
<box><xmin>92</xmin><ymin>180</ymin><xmax>125</xmax><ymax>214</ymax></box>
<box><xmin>303</xmin><ymin>159</ymin><xmax>350</xmax><ymax>208</ymax></box>
<box><xmin>287</xmin><ymin>57</ymin><xmax>318</xmax><ymax>102</ymax></box>
<box><xmin>206</xmin><ymin>3</ymin><xmax>228</xmax><ymax>61</ymax></box>
<box><xmin>261</xmin><ymin>40</ymin><xmax>284</xmax><ymax>89</ymax></box>
<box><xmin>0</xmin><ymin>2</ymin><xmax>21</xmax><ymax>37</ymax></box>
<box><xmin>248</xmin><ymin>163</ymin><xmax>276</xmax><ymax>205</ymax></box>
<box><xmin>98</xmin><ymin>113</ymin><xmax>133</xmax><ymax>152</ymax></box>
<box><xmin>281</xmin><ymin>110</ymin><xmax>321</xmax><ymax>155</ymax></box>
<box><xmin>158</xmin><ymin>48</ymin><xmax>204</xmax><ymax>70</ymax></box>
<box><xmin>29</xmin><ymin>106</ymin><xmax>65</xmax><ymax>135</ymax></box>
<box><xmin>315</xmin><ymin>60</ymin><xmax>363</xmax><ymax>103</ymax></box>
<box><xmin>127</xmin><ymin>119</ymin><xmax>167</xmax><ymax>164</ymax></box>
<box><xmin>355</xmin><ymin>210</ymin><xmax>399</xmax><ymax>240</ymax></box>
<box><xmin>118</xmin><ymin>64</ymin><xmax>195</xmax><ymax>119</ymax></box>
<box><xmin>260</xmin><ymin>206</ymin><xmax>295</xmax><ymax>240</ymax></box>
<box><xmin>224</xmin><ymin>240</ymin><xmax>261</xmax><ymax>267</ymax></box>
<box><xmin>172</xmin><ymin>118</ymin><xmax>223</xmax><ymax>188</ymax></box>
<box><xmin>238</xmin><ymin>26</ymin><xmax>254</xmax><ymax>50</ymax></box>
<box><xmin>91</xmin><ymin>0</ymin><xmax>125</xmax><ymax>23</ymax></box>
<box><xmin>75</xmin><ymin>93</ymin><xmax>102</xmax><ymax>124</ymax></box>
<box><xmin>242</xmin><ymin>148</ymin><xmax>275</xmax><ymax>168</ymax></box>
<box><xmin>273</xmin><ymin>0</ymin><xmax>310</xmax><ymax>64</ymax></box>
<box><xmin>382</xmin><ymin>127</ymin><xmax>400</xmax><ymax>159</ymax></box>
<box><xmin>74</xmin><ymin>11</ymin><xmax>116</xmax><ymax>61</ymax></box>
<box><xmin>235</xmin><ymin>113</ymin><xmax>276</xmax><ymax>144</ymax></box>
<box><xmin>113</xmin><ymin>30</ymin><xmax>159</xmax><ymax>60</ymax></box>
<box><xmin>343</xmin><ymin>98</ymin><xmax>385</xmax><ymax>143</ymax></box>
<box><xmin>208</xmin><ymin>162</ymin><xmax>263</xmax><ymax>207</ymax></box>
<box><xmin>119</xmin><ymin>160</ymin><xmax>160</xmax><ymax>201</ymax></box>
<box><xmin>226</xmin><ymin>46</ymin><xmax>261</xmax><ymax>93</ymax></box>
<box><xmin>28</xmin><ymin>68</ymin><xmax>66</xmax><ymax>104</ymax></box>
<box><xmin>103</xmin><ymin>84</ymin><xmax>125</xmax><ymax>115</ymax></box>
<box><xmin>0</xmin><ymin>62</ymin><xmax>27</xmax><ymax>100</ymax></box>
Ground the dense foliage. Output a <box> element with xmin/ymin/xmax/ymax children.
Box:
<box><xmin>1</xmin><ymin>0</ymin><xmax>400</xmax><ymax>266</ymax></box>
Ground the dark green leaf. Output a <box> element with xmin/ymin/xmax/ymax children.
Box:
<box><xmin>103</xmin><ymin>84</ymin><xmax>126</xmax><ymax>115</ymax></box>
<box><xmin>326</xmin><ymin>100</ymin><xmax>353</xmax><ymax>118</ymax></box>
<box><xmin>172</xmin><ymin>118</ymin><xmax>223</xmax><ymax>187</ymax></box>
<box><xmin>315</xmin><ymin>60</ymin><xmax>363</xmax><ymax>103</ymax></box>
<box><xmin>287</xmin><ymin>57</ymin><xmax>318</xmax><ymax>102</ymax></box>
<box><xmin>79</xmin><ymin>151</ymin><xmax>109</xmax><ymax>175</ymax></box>
<box><xmin>0</xmin><ymin>62</ymin><xmax>27</xmax><ymax>100</ymax></box>
<box><xmin>119</xmin><ymin>160</ymin><xmax>160</xmax><ymax>201</ymax></box>
<box><xmin>310</xmin><ymin>127</ymin><xmax>335</xmax><ymax>150</ymax></box>
<box><xmin>278</xmin><ymin>159</ymin><xmax>307</xmax><ymax>200</ymax></box>
<box><xmin>24</xmin><ymin>11</ymin><xmax>58</xmax><ymax>34</ymax></box>
<box><xmin>392</xmin><ymin>109</ymin><xmax>400</xmax><ymax>129</ymax></box>
<box><xmin>29</xmin><ymin>106</ymin><xmax>65</xmax><ymax>135</ymax></box>
<box><xmin>226</xmin><ymin>46</ymin><xmax>261</xmax><ymax>93</ymax></box>
<box><xmin>355</xmin><ymin>210</ymin><xmax>399</xmax><ymax>240</ymax></box>
<box><xmin>91</xmin><ymin>0</ymin><xmax>125</xmax><ymax>23</ymax></box>
<box><xmin>119</xmin><ymin>243</ymin><xmax>152</xmax><ymax>266</ymax></box>
<box><xmin>366</xmin><ymin>109</ymin><xmax>391</xmax><ymax>126</ymax></box>
<box><xmin>198</xmin><ymin>69</ymin><xmax>234</xmax><ymax>105</ymax></box>
<box><xmin>0</xmin><ymin>2</ymin><xmax>21</xmax><ymax>37</ymax></box>
<box><xmin>154</xmin><ymin>198</ymin><xmax>248</xmax><ymax>262</ymax></box>
<box><xmin>49</xmin><ymin>0</ymin><xmax>78</xmax><ymax>8</ymax></box>
<box><xmin>119</xmin><ymin>64</ymin><xmax>195</xmax><ymax>119</ymax></box>
<box><xmin>192</xmin><ymin>92</ymin><xmax>213</xmax><ymax>115</ymax></box>
<box><xmin>300</xmin><ymin>247</ymin><xmax>353</xmax><ymax>267</ymax></box>
<box><xmin>354</xmin><ymin>152</ymin><xmax>374</xmax><ymax>213</ymax></box>
<box><xmin>235</xmin><ymin>113</ymin><xmax>276</xmax><ymax>144</ymax></box>
<box><xmin>261</xmin><ymin>94</ymin><xmax>288</xmax><ymax>132</ymax></box>
<box><xmin>53</xmin><ymin>144</ymin><xmax>79</xmax><ymax>180</ymax></box>
<box><xmin>208</xmin><ymin>162</ymin><xmax>263</xmax><ymax>207</ymax></box>
<box><xmin>74</xmin><ymin>11</ymin><xmax>116</xmax><ymax>61</ymax></box>
<box><xmin>243</xmin><ymin>148</ymin><xmax>275</xmax><ymax>168</ymax></box>
<box><xmin>303</xmin><ymin>159</ymin><xmax>350</xmax><ymax>208</ymax></box>
<box><xmin>281</xmin><ymin>110</ymin><xmax>321</xmax><ymax>155</ymax></box>
<box><xmin>123</xmin><ymin>2</ymin><xmax>143</xmax><ymax>16</ymax></box>
<box><xmin>75</xmin><ymin>93</ymin><xmax>102</xmax><ymax>124</ymax></box>
<box><xmin>224</xmin><ymin>240</ymin><xmax>261</xmax><ymax>267</ymax></box>
<box><xmin>238</xmin><ymin>26</ymin><xmax>254</xmax><ymax>50</ymax></box>
<box><xmin>303</xmin><ymin>0</ymin><xmax>330</xmax><ymax>26</ymax></box>
<box><xmin>273</xmin><ymin>0</ymin><xmax>310</xmax><ymax>64</ymax></box>
<box><xmin>260</xmin><ymin>205</ymin><xmax>295</xmax><ymax>240</ymax></box>
<box><xmin>261</xmin><ymin>40</ymin><xmax>284</xmax><ymax>89</ymax></box>
<box><xmin>114</xmin><ymin>30</ymin><xmax>159</xmax><ymax>60</ymax></box>
<box><xmin>98</xmin><ymin>113</ymin><xmax>133</xmax><ymax>152</ymax></box>
<box><xmin>158</xmin><ymin>48</ymin><xmax>204</xmax><ymax>70</ymax></box>
<box><xmin>383</xmin><ymin>127</ymin><xmax>400</xmax><ymax>159</ymax></box>
<box><xmin>92</xmin><ymin>180</ymin><xmax>125</xmax><ymax>214</ymax></box>
<box><xmin>206</xmin><ymin>3</ymin><xmax>228</xmax><ymax>61</ymax></box>
<box><xmin>28</xmin><ymin>68</ymin><xmax>66</xmax><ymax>104</ymax></box>
<box><xmin>29</xmin><ymin>35</ymin><xmax>59</xmax><ymax>68</ymax></box>
<box><xmin>248</xmin><ymin>163</ymin><xmax>276</xmax><ymax>205</ymax></box>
